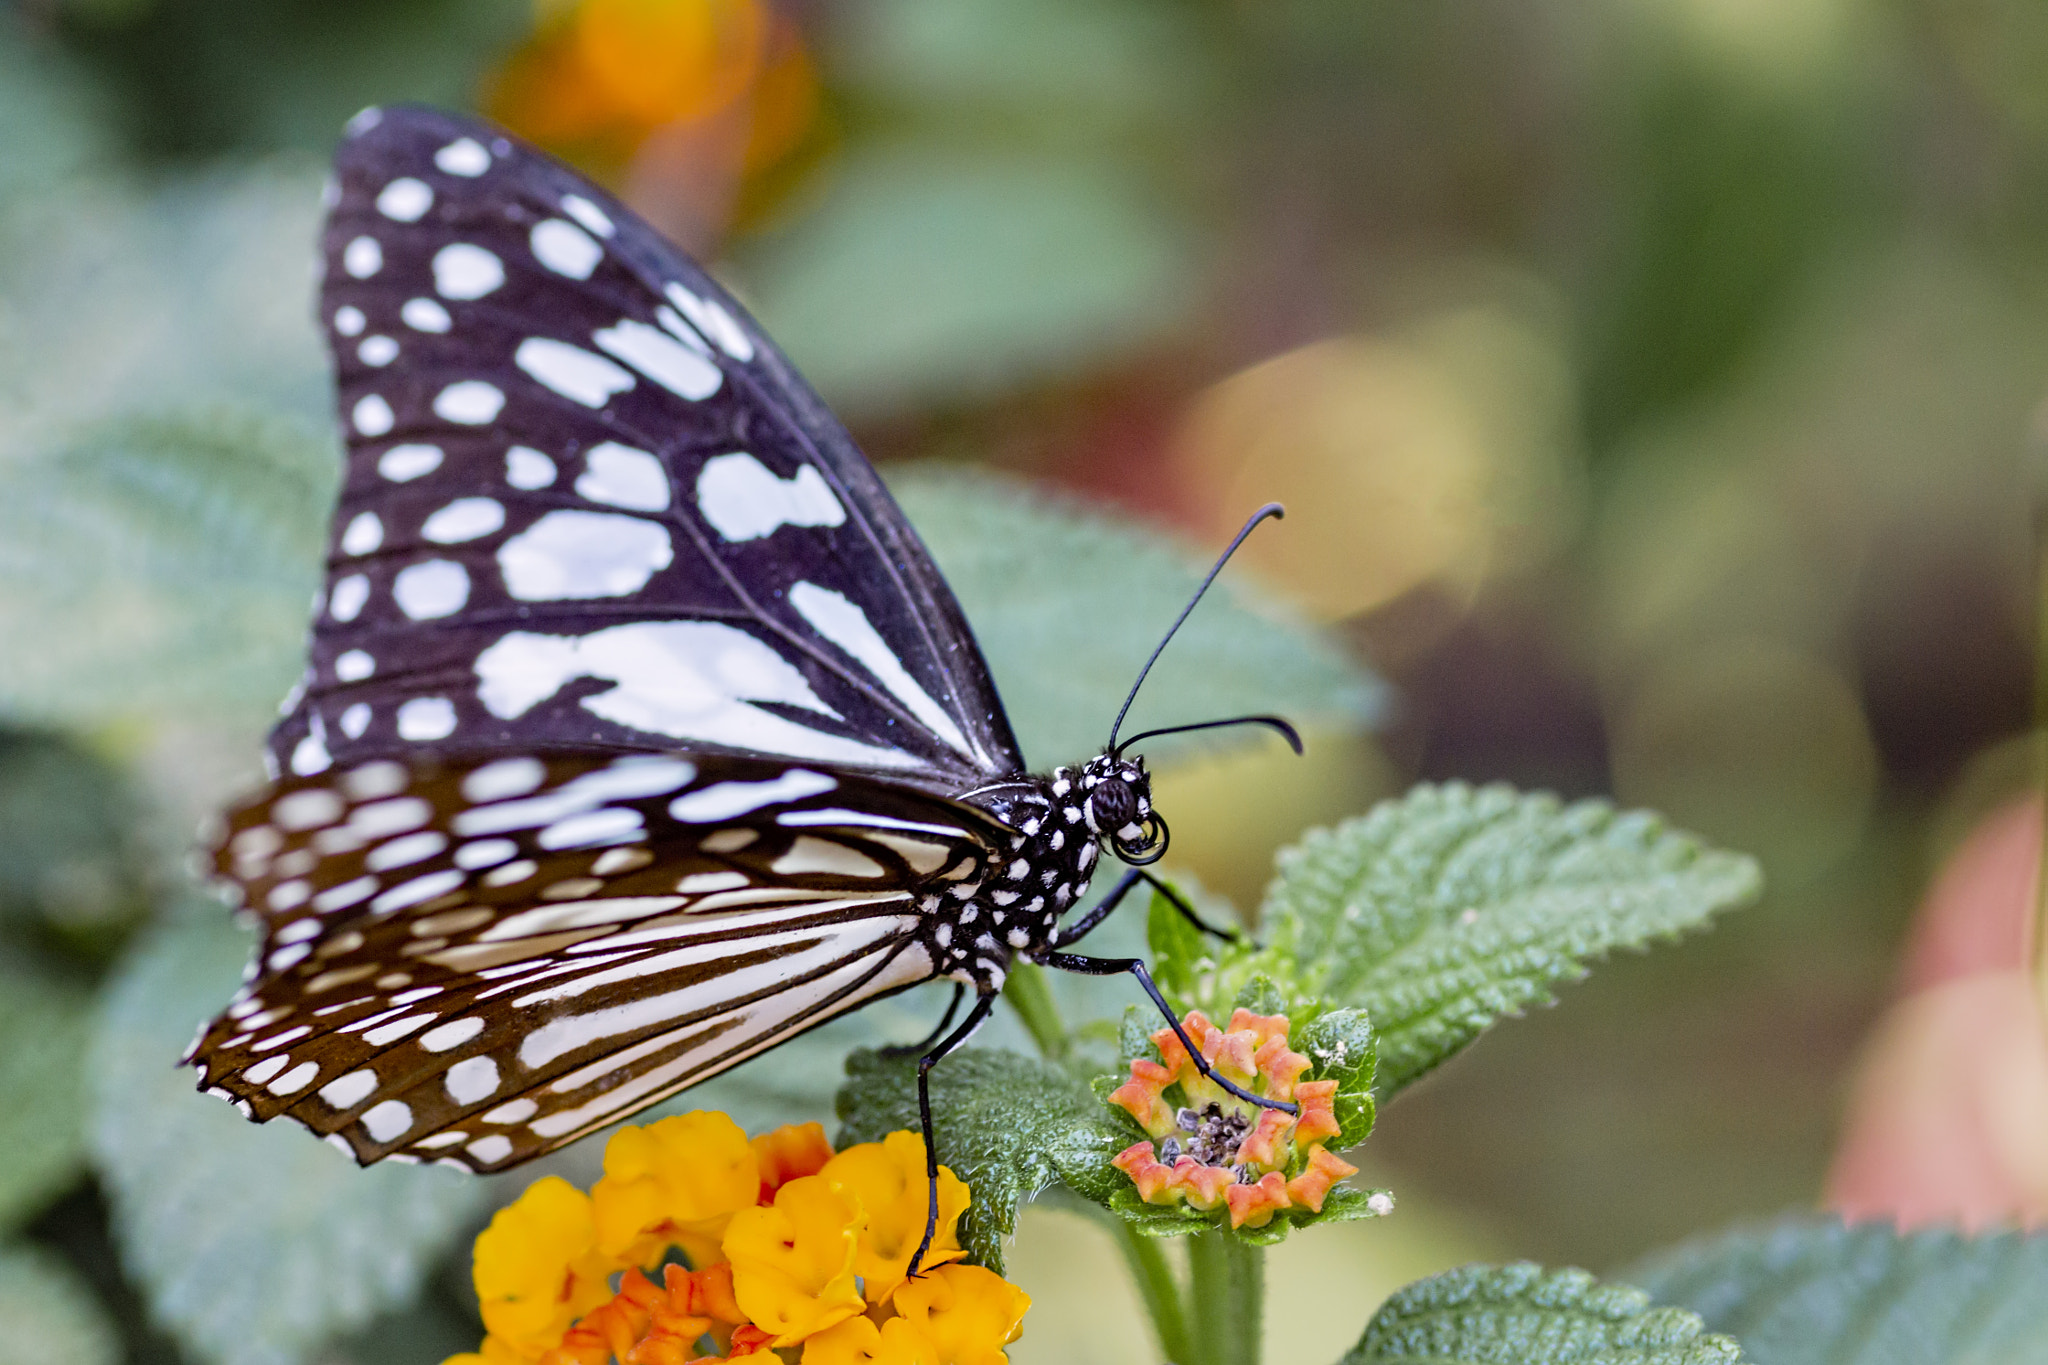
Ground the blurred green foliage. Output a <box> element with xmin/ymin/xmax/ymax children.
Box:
<box><xmin>0</xmin><ymin>0</ymin><xmax>2041</xmax><ymax>1360</ymax></box>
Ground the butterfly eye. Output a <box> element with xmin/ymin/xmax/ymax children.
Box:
<box><xmin>1088</xmin><ymin>779</ymin><xmax>1137</xmax><ymax>834</ymax></box>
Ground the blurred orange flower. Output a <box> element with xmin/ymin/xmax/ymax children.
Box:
<box><xmin>485</xmin><ymin>0</ymin><xmax>817</xmax><ymax>204</ymax></box>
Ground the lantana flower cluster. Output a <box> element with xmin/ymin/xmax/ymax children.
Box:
<box><xmin>1108</xmin><ymin>1008</ymin><xmax>1360</xmax><ymax>1229</ymax></box>
<box><xmin>447</xmin><ymin>1112</ymin><xmax>1030</xmax><ymax>1365</ymax></box>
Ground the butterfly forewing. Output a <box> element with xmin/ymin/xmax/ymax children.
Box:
<box><xmin>280</xmin><ymin>105</ymin><xmax>1022</xmax><ymax>793</ymax></box>
<box><xmin>195</xmin><ymin>751</ymin><xmax>1009</xmax><ymax>1168</ymax></box>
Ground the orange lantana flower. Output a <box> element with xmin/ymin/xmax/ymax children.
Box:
<box><xmin>1108</xmin><ymin>1008</ymin><xmax>1369</xmax><ymax>1230</ymax></box>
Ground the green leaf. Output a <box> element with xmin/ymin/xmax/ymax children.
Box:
<box><xmin>0</xmin><ymin>962</ymin><xmax>91</xmax><ymax>1233</ymax></box>
<box><xmin>1345</xmin><ymin>1262</ymin><xmax>1752</xmax><ymax>1365</ymax></box>
<box><xmin>835</xmin><ymin>1047</ymin><xmax>1127</xmax><ymax>1272</ymax></box>
<box><xmin>892</xmin><ymin>466</ymin><xmax>1384</xmax><ymax>769</ymax></box>
<box><xmin>740</xmin><ymin>143</ymin><xmax>1200</xmax><ymax>417</ymax></box>
<box><xmin>88</xmin><ymin>904</ymin><xmax>488</xmax><ymax>1365</ymax></box>
<box><xmin>1292</xmin><ymin>1007</ymin><xmax>1376</xmax><ymax>1148</ymax></box>
<box><xmin>0</xmin><ymin>1243</ymin><xmax>121</xmax><ymax>1365</ymax></box>
<box><xmin>0</xmin><ymin>408</ymin><xmax>332</xmax><ymax>733</ymax></box>
<box><xmin>1626</xmin><ymin>1215</ymin><xmax>2048</xmax><ymax>1365</ymax></box>
<box><xmin>1262</xmin><ymin>783</ymin><xmax>1762</xmax><ymax>1097</ymax></box>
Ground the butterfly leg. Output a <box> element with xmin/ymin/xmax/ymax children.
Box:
<box><xmin>906</xmin><ymin>987</ymin><xmax>999</xmax><ymax>1280</ymax></box>
<box><xmin>1053</xmin><ymin>868</ymin><xmax>1241</xmax><ymax>949</ymax></box>
<box><xmin>1036</xmin><ymin>951</ymin><xmax>1299</xmax><ymax>1117</ymax></box>
<box><xmin>880</xmin><ymin>983</ymin><xmax>966</xmax><ymax>1059</ymax></box>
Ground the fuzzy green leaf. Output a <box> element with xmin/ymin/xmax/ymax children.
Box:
<box><xmin>835</xmin><ymin>1048</ymin><xmax>1126</xmax><ymax>1272</ymax></box>
<box><xmin>88</xmin><ymin>905</ymin><xmax>488</xmax><ymax>1365</ymax></box>
<box><xmin>1627</xmin><ymin>1216</ymin><xmax>2048</xmax><ymax>1365</ymax></box>
<box><xmin>0</xmin><ymin>1243</ymin><xmax>121</xmax><ymax>1365</ymax></box>
<box><xmin>0</xmin><ymin>963</ymin><xmax>91</xmax><ymax>1233</ymax></box>
<box><xmin>740</xmin><ymin>145</ymin><xmax>1198</xmax><ymax>418</ymax></box>
<box><xmin>893</xmin><ymin>466</ymin><xmax>1383</xmax><ymax>769</ymax></box>
<box><xmin>1262</xmin><ymin>783</ymin><xmax>1762</xmax><ymax>1097</ymax></box>
<box><xmin>1346</xmin><ymin>1262</ymin><xmax>1752</xmax><ymax>1365</ymax></box>
<box><xmin>0</xmin><ymin>409</ymin><xmax>332</xmax><ymax>731</ymax></box>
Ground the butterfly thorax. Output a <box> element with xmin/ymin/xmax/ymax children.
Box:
<box><xmin>926</xmin><ymin>753</ymin><xmax>1153</xmax><ymax>989</ymax></box>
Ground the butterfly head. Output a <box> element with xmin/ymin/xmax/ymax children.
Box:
<box><xmin>1079</xmin><ymin>753</ymin><xmax>1166</xmax><ymax>866</ymax></box>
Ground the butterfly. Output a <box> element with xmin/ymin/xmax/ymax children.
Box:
<box><xmin>187</xmin><ymin>105</ymin><xmax>1297</xmax><ymax>1265</ymax></box>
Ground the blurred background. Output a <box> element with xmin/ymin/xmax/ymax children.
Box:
<box><xmin>1</xmin><ymin>0</ymin><xmax>2045</xmax><ymax>1362</ymax></box>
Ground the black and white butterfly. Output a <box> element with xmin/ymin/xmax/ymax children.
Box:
<box><xmin>189</xmin><ymin>106</ymin><xmax>1295</xmax><ymax>1261</ymax></box>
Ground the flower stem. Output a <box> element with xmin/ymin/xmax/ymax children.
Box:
<box><xmin>1109</xmin><ymin>1221</ymin><xmax>1193</xmax><ymax>1365</ymax></box>
<box><xmin>1000</xmin><ymin>961</ymin><xmax>1067</xmax><ymax>1060</ymax></box>
<box><xmin>1186</xmin><ymin>1232</ymin><xmax>1262</xmax><ymax>1365</ymax></box>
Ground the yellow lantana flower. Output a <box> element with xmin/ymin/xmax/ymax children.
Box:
<box><xmin>890</xmin><ymin>1266</ymin><xmax>1033</xmax><ymax>1365</ymax></box>
<box><xmin>722</xmin><ymin>1173</ymin><xmax>867</xmax><ymax>1344</ymax></box>
<box><xmin>821</xmin><ymin>1130</ymin><xmax>970</xmax><ymax>1304</ymax></box>
<box><xmin>443</xmin><ymin>1113</ymin><xmax>1026</xmax><ymax>1365</ymax></box>
<box><xmin>592</xmin><ymin>1110</ymin><xmax>760</xmax><ymax>1264</ymax></box>
<box><xmin>470</xmin><ymin>1177</ymin><xmax>616</xmax><ymax>1358</ymax></box>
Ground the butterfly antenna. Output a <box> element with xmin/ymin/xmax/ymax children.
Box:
<box><xmin>1113</xmin><ymin>713</ymin><xmax>1303</xmax><ymax>759</ymax></box>
<box><xmin>1107</xmin><ymin>503</ymin><xmax>1285</xmax><ymax>751</ymax></box>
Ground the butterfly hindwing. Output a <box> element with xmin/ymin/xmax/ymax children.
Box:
<box><xmin>194</xmin><ymin>751</ymin><xmax>1008</xmax><ymax>1168</ymax></box>
<box><xmin>279</xmin><ymin>105</ymin><xmax>1022</xmax><ymax>793</ymax></box>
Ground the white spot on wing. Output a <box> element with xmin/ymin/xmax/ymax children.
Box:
<box><xmin>576</xmin><ymin>443</ymin><xmax>669</xmax><ymax>511</ymax></box>
<box><xmin>422</xmin><ymin>1018</ymin><xmax>484</xmax><ymax>1052</ymax></box>
<box><xmin>422</xmin><ymin>497</ymin><xmax>505</xmax><ymax>543</ymax></box>
<box><xmin>334</xmin><ymin>306</ymin><xmax>365</xmax><ymax>336</ymax></box>
<box><xmin>330</xmin><ymin>574</ymin><xmax>369</xmax><ymax>621</ymax></box>
<box><xmin>670</xmin><ymin>770</ymin><xmax>836</xmax><ymax>821</ymax></box>
<box><xmin>321</xmin><ymin>1069</ymin><xmax>378</xmax><ymax>1108</ymax></box>
<box><xmin>341</xmin><ymin>512</ymin><xmax>384</xmax><ymax>555</ymax></box>
<box><xmin>665</xmin><ymin>282</ymin><xmax>754</xmax><ymax>361</ymax></box>
<box><xmin>531</xmin><ymin>219</ymin><xmax>602</xmax><ymax>278</ymax></box>
<box><xmin>376</xmin><ymin>178</ymin><xmax>433</xmax><ymax>222</ymax></box>
<box><xmin>403</xmin><ymin>298</ymin><xmax>452</xmax><ymax>332</ymax></box>
<box><xmin>695</xmin><ymin>454</ymin><xmax>844</xmax><ymax>542</ymax></box>
<box><xmin>496</xmin><ymin>510</ymin><xmax>671</xmax><ymax>600</ymax></box>
<box><xmin>362</xmin><ymin>1099</ymin><xmax>413</xmax><ymax>1142</ymax></box>
<box><xmin>790</xmin><ymin>581</ymin><xmax>971</xmax><ymax>755</ymax></box>
<box><xmin>393</xmin><ymin>560</ymin><xmax>470</xmax><ymax>619</ymax></box>
<box><xmin>561</xmin><ymin>194</ymin><xmax>614</xmax><ymax>236</ymax></box>
<box><xmin>434</xmin><ymin>381</ymin><xmax>505</xmax><ymax>425</ymax></box>
<box><xmin>463</xmin><ymin>758</ymin><xmax>545</xmax><ymax>802</ymax></box>
<box><xmin>507</xmin><ymin>447</ymin><xmax>556</xmax><ymax>489</ymax></box>
<box><xmin>771</xmin><ymin>836</ymin><xmax>885</xmax><ymax>878</ymax></box>
<box><xmin>352</xmin><ymin>395</ymin><xmax>394</xmax><ymax>437</ymax></box>
<box><xmin>538</xmin><ymin>807</ymin><xmax>643</xmax><ymax>849</ymax></box>
<box><xmin>340</xmin><ymin>703</ymin><xmax>371</xmax><ymax>738</ymax></box>
<box><xmin>397</xmin><ymin>696</ymin><xmax>457</xmax><ymax>741</ymax></box>
<box><xmin>359</xmin><ymin>336</ymin><xmax>399</xmax><ymax>366</ymax></box>
<box><xmin>433</xmin><ymin>244</ymin><xmax>504</xmax><ymax>300</ymax></box>
<box><xmin>593</xmin><ymin>318</ymin><xmax>721</xmax><ymax>400</ymax></box>
<box><xmin>436</xmin><ymin>138</ymin><xmax>491</xmax><ymax>176</ymax></box>
<box><xmin>343</xmin><ymin>236</ymin><xmax>382</xmax><ymax>278</ymax></box>
<box><xmin>379</xmin><ymin>443</ymin><xmax>443</xmax><ymax>482</ymax></box>
<box><xmin>474</xmin><ymin>624</ymin><xmax>916</xmax><ymax>767</ymax></box>
<box><xmin>269</xmin><ymin>1060</ymin><xmax>320</xmax><ymax>1095</ymax></box>
<box><xmin>516</xmin><ymin>338</ymin><xmax>635</xmax><ymax>407</ymax></box>
<box><xmin>467</xmin><ymin>1134</ymin><xmax>514</xmax><ymax>1164</ymax></box>
<box><xmin>447</xmin><ymin>1056</ymin><xmax>500</xmax><ymax>1104</ymax></box>
<box><xmin>336</xmin><ymin>649</ymin><xmax>375</xmax><ymax>681</ymax></box>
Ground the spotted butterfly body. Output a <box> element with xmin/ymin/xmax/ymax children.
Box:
<box><xmin>189</xmin><ymin>107</ymin><xmax>1163</xmax><ymax>1172</ymax></box>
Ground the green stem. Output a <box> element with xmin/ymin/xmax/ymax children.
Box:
<box><xmin>1186</xmin><ymin>1232</ymin><xmax>1263</xmax><ymax>1365</ymax></box>
<box><xmin>1110</xmin><ymin>1221</ymin><xmax>1193</xmax><ymax>1365</ymax></box>
<box><xmin>999</xmin><ymin>962</ymin><xmax>1067</xmax><ymax>1060</ymax></box>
